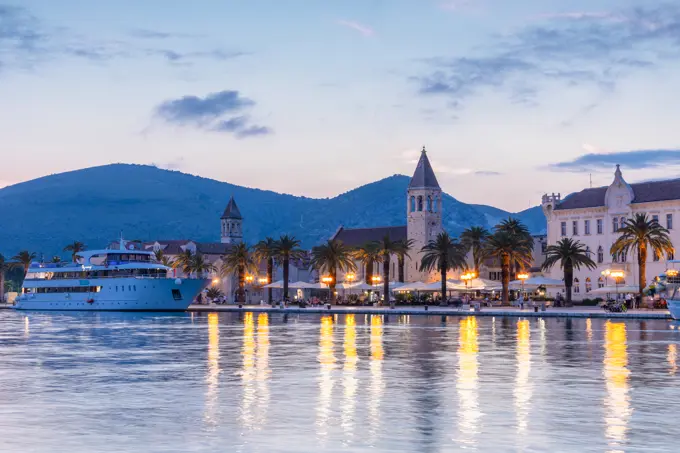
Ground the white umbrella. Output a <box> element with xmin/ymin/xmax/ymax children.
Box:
<box><xmin>395</xmin><ymin>281</ymin><xmax>431</xmax><ymax>292</ymax></box>
<box><xmin>509</xmin><ymin>276</ymin><xmax>564</xmax><ymax>289</ymax></box>
<box><xmin>289</xmin><ymin>281</ymin><xmax>316</xmax><ymax>289</ymax></box>
<box><xmin>589</xmin><ymin>285</ymin><xmax>640</xmax><ymax>295</ymax></box>
<box><xmin>263</xmin><ymin>280</ymin><xmax>284</xmax><ymax>289</ymax></box>
<box><xmin>349</xmin><ymin>282</ymin><xmax>375</xmax><ymax>291</ymax></box>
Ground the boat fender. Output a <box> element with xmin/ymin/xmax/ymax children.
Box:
<box><xmin>86</xmin><ymin>298</ymin><xmax>95</xmax><ymax>304</ymax></box>
<box><xmin>175</xmin><ymin>278</ymin><xmax>182</xmax><ymax>285</ymax></box>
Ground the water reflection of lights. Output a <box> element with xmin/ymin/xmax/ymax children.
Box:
<box><xmin>369</xmin><ymin>315</ymin><xmax>384</xmax><ymax>440</ymax></box>
<box><xmin>539</xmin><ymin>318</ymin><xmax>547</xmax><ymax>356</ymax></box>
<box><xmin>317</xmin><ymin>316</ymin><xmax>336</xmax><ymax>438</ymax></box>
<box><xmin>514</xmin><ymin>320</ymin><xmax>531</xmax><ymax>435</ymax></box>
<box><xmin>256</xmin><ymin>313</ymin><xmax>270</xmax><ymax>425</ymax></box>
<box><xmin>668</xmin><ymin>344</ymin><xmax>677</xmax><ymax>376</ymax></box>
<box><xmin>240</xmin><ymin>312</ymin><xmax>256</xmax><ymax>429</ymax></box>
<box><xmin>24</xmin><ymin>317</ymin><xmax>30</xmax><ymax>337</ymax></box>
<box><xmin>342</xmin><ymin>314</ymin><xmax>358</xmax><ymax>438</ymax></box>
<box><xmin>586</xmin><ymin>318</ymin><xmax>593</xmax><ymax>343</ymax></box>
<box><xmin>204</xmin><ymin>313</ymin><xmax>220</xmax><ymax>426</ymax></box>
<box><xmin>603</xmin><ymin>321</ymin><xmax>631</xmax><ymax>453</ymax></box>
<box><xmin>457</xmin><ymin>317</ymin><xmax>480</xmax><ymax>447</ymax></box>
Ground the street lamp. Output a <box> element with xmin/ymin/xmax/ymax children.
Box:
<box><xmin>244</xmin><ymin>275</ymin><xmax>254</xmax><ymax>304</ymax></box>
<box><xmin>258</xmin><ymin>277</ymin><xmax>268</xmax><ymax>285</ymax></box>
<box><xmin>345</xmin><ymin>273</ymin><xmax>356</xmax><ymax>284</ymax></box>
<box><xmin>461</xmin><ymin>271</ymin><xmax>477</xmax><ymax>302</ymax></box>
<box><xmin>321</xmin><ymin>275</ymin><xmax>333</xmax><ymax>302</ymax></box>
<box><xmin>371</xmin><ymin>275</ymin><xmax>382</xmax><ymax>302</ymax></box>
<box><xmin>601</xmin><ymin>269</ymin><xmax>611</xmax><ymax>286</ymax></box>
<box><xmin>211</xmin><ymin>277</ymin><xmax>220</xmax><ymax>286</ymax></box>
<box><xmin>517</xmin><ymin>272</ymin><xmax>530</xmax><ymax>296</ymax></box>
<box><xmin>610</xmin><ymin>270</ymin><xmax>624</xmax><ymax>302</ymax></box>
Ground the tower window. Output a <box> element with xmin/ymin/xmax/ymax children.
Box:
<box><xmin>417</xmin><ymin>196</ymin><xmax>423</xmax><ymax>212</ymax></box>
<box><xmin>410</xmin><ymin>196</ymin><xmax>416</xmax><ymax>212</ymax></box>
<box><xmin>426</xmin><ymin>196</ymin><xmax>432</xmax><ymax>212</ymax></box>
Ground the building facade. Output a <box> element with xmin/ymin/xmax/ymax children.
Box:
<box><xmin>542</xmin><ymin>165</ymin><xmax>679</xmax><ymax>299</ymax></box>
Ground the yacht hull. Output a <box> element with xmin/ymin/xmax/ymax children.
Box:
<box><xmin>668</xmin><ymin>299</ymin><xmax>680</xmax><ymax>320</ymax></box>
<box><xmin>14</xmin><ymin>278</ymin><xmax>208</xmax><ymax>311</ymax></box>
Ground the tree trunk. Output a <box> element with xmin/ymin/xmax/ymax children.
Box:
<box><xmin>501</xmin><ymin>253</ymin><xmax>510</xmax><ymax>304</ymax></box>
<box><xmin>267</xmin><ymin>257</ymin><xmax>273</xmax><ymax>304</ymax></box>
<box><xmin>0</xmin><ymin>271</ymin><xmax>5</xmax><ymax>303</ymax></box>
<box><xmin>564</xmin><ymin>262</ymin><xmax>573</xmax><ymax>306</ymax></box>
<box><xmin>383</xmin><ymin>256</ymin><xmax>390</xmax><ymax>305</ymax></box>
<box><xmin>283</xmin><ymin>257</ymin><xmax>290</xmax><ymax>302</ymax></box>
<box><xmin>398</xmin><ymin>256</ymin><xmax>405</xmax><ymax>283</ymax></box>
<box><xmin>638</xmin><ymin>243</ymin><xmax>647</xmax><ymax>303</ymax></box>
<box><xmin>440</xmin><ymin>264</ymin><xmax>447</xmax><ymax>305</ymax></box>
<box><xmin>238</xmin><ymin>266</ymin><xmax>245</xmax><ymax>303</ymax></box>
<box><xmin>365</xmin><ymin>261</ymin><xmax>373</xmax><ymax>285</ymax></box>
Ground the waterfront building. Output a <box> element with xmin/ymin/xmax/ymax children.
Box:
<box><xmin>542</xmin><ymin>165</ymin><xmax>679</xmax><ymax>299</ymax></box>
<box><xmin>331</xmin><ymin>147</ymin><xmax>445</xmax><ymax>284</ymax></box>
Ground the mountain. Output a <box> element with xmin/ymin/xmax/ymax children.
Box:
<box><xmin>0</xmin><ymin>164</ymin><xmax>546</xmax><ymax>256</ymax></box>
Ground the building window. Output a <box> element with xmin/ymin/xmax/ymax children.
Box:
<box><xmin>653</xmin><ymin>214</ymin><xmax>659</xmax><ymax>223</ymax></box>
<box><xmin>654</xmin><ymin>250</ymin><xmax>660</xmax><ymax>262</ymax></box>
<box><xmin>620</xmin><ymin>251</ymin><xmax>626</xmax><ymax>263</ymax></box>
<box><xmin>597</xmin><ymin>219</ymin><xmax>603</xmax><ymax>235</ymax></box>
<box><xmin>584</xmin><ymin>220</ymin><xmax>590</xmax><ymax>235</ymax></box>
<box><xmin>586</xmin><ymin>246</ymin><xmax>591</xmax><ymax>258</ymax></box>
<box><xmin>613</xmin><ymin>217</ymin><xmax>618</xmax><ymax>232</ymax></box>
<box><xmin>417</xmin><ymin>196</ymin><xmax>423</xmax><ymax>212</ymax></box>
<box><xmin>410</xmin><ymin>196</ymin><xmax>416</xmax><ymax>212</ymax></box>
<box><xmin>572</xmin><ymin>221</ymin><xmax>578</xmax><ymax>236</ymax></box>
<box><xmin>669</xmin><ymin>250</ymin><xmax>675</xmax><ymax>261</ymax></box>
<box><xmin>598</xmin><ymin>277</ymin><xmax>604</xmax><ymax>288</ymax></box>
<box><xmin>668</xmin><ymin>214</ymin><xmax>673</xmax><ymax>230</ymax></box>
<box><xmin>426</xmin><ymin>196</ymin><xmax>432</xmax><ymax>212</ymax></box>
<box><xmin>541</xmin><ymin>242</ymin><xmax>547</xmax><ymax>254</ymax></box>
<box><xmin>561</xmin><ymin>222</ymin><xmax>567</xmax><ymax>237</ymax></box>
<box><xmin>585</xmin><ymin>278</ymin><xmax>592</xmax><ymax>293</ymax></box>
<box><xmin>612</xmin><ymin>250</ymin><xmax>618</xmax><ymax>263</ymax></box>
<box><xmin>597</xmin><ymin>246</ymin><xmax>604</xmax><ymax>263</ymax></box>
<box><xmin>573</xmin><ymin>278</ymin><xmax>580</xmax><ymax>293</ymax></box>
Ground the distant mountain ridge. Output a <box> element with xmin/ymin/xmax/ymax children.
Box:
<box><xmin>0</xmin><ymin>164</ymin><xmax>546</xmax><ymax>256</ymax></box>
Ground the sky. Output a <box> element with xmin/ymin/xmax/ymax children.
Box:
<box><xmin>2</xmin><ymin>0</ymin><xmax>680</xmax><ymax>212</ymax></box>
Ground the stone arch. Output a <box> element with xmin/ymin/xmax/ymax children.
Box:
<box><xmin>417</xmin><ymin>196</ymin><xmax>423</xmax><ymax>212</ymax></box>
<box><xmin>410</xmin><ymin>196</ymin><xmax>416</xmax><ymax>212</ymax></box>
<box><xmin>585</xmin><ymin>277</ymin><xmax>592</xmax><ymax>293</ymax></box>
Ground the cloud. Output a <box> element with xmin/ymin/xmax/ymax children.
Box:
<box><xmin>336</xmin><ymin>20</ymin><xmax>374</xmax><ymax>37</ymax></box>
<box><xmin>414</xmin><ymin>4</ymin><xmax>680</xmax><ymax>110</ymax></box>
<box><xmin>154</xmin><ymin>90</ymin><xmax>272</xmax><ymax>138</ymax></box>
<box><xmin>547</xmin><ymin>149</ymin><xmax>680</xmax><ymax>172</ymax></box>
<box><xmin>474</xmin><ymin>170</ymin><xmax>502</xmax><ymax>176</ymax></box>
<box><xmin>438</xmin><ymin>0</ymin><xmax>476</xmax><ymax>12</ymax></box>
<box><xmin>129</xmin><ymin>29</ymin><xmax>201</xmax><ymax>40</ymax></box>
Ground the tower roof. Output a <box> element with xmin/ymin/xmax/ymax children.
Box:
<box><xmin>409</xmin><ymin>146</ymin><xmax>440</xmax><ymax>189</ymax></box>
<box><xmin>221</xmin><ymin>196</ymin><xmax>242</xmax><ymax>219</ymax></box>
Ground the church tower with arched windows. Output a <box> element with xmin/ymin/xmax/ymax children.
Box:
<box><xmin>406</xmin><ymin>147</ymin><xmax>443</xmax><ymax>281</ymax></box>
<box><xmin>220</xmin><ymin>196</ymin><xmax>243</xmax><ymax>244</ymax></box>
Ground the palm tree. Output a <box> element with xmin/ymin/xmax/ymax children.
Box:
<box><xmin>254</xmin><ymin>237</ymin><xmax>277</xmax><ymax>304</ymax></box>
<box><xmin>221</xmin><ymin>243</ymin><xmax>257</xmax><ymax>303</ymax></box>
<box><xmin>460</xmin><ymin>226</ymin><xmax>490</xmax><ymax>275</ymax></box>
<box><xmin>272</xmin><ymin>235</ymin><xmax>305</xmax><ymax>302</ymax></box>
<box><xmin>419</xmin><ymin>232</ymin><xmax>468</xmax><ymax>303</ymax></box>
<box><xmin>372</xmin><ymin>235</ymin><xmax>405</xmax><ymax>305</ymax></box>
<box><xmin>63</xmin><ymin>241</ymin><xmax>86</xmax><ymax>263</ymax></box>
<box><xmin>172</xmin><ymin>249</ymin><xmax>195</xmax><ymax>276</ymax></box>
<box><xmin>611</xmin><ymin>213</ymin><xmax>674</xmax><ymax>301</ymax></box>
<box><xmin>394</xmin><ymin>239</ymin><xmax>414</xmax><ymax>283</ymax></box>
<box><xmin>354</xmin><ymin>243</ymin><xmax>380</xmax><ymax>285</ymax></box>
<box><xmin>0</xmin><ymin>254</ymin><xmax>10</xmax><ymax>303</ymax></box>
<box><xmin>310</xmin><ymin>239</ymin><xmax>357</xmax><ymax>304</ymax></box>
<box><xmin>542</xmin><ymin>238</ymin><xmax>597</xmax><ymax>306</ymax></box>
<box><xmin>189</xmin><ymin>253</ymin><xmax>216</xmax><ymax>278</ymax></box>
<box><xmin>153</xmin><ymin>249</ymin><xmax>173</xmax><ymax>267</ymax></box>
<box><xmin>496</xmin><ymin>218</ymin><xmax>533</xmax><ymax>281</ymax></box>
<box><xmin>12</xmin><ymin>251</ymin><xmax>36</xmax><ymax>278</ymax></box>
<box><xmin>484</xmin><ymin>230</ymin><xmax>533</xmax><ymax>304</ymax></box>
<box><xmin>206</xmin><ymin>286</ymin><xmax>224</xmax><ymax>301</ymax></box>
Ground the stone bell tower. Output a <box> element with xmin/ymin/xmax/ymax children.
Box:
<box><xmin>220</xmin><ymin>196</ymin><xmax>243</xmax><ymax>244</ymax></box>
<box><xmin>406</xmin><ymin>147</ymin><xmax>443</xmax><ymax>282</ymax></box>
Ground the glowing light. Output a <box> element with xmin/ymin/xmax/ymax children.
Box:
<box><xmin>211</xmin><ymin>278</ymin><xmax>220</xmax><ymax>285</ymax></box>
<box><xmin>240</xmin><ymin>312</ymin><xmax>256</xmax><ymax>429</ymax></box>
<box><xmin>461</xmin><ymin>271</ymin><xmax>478</xmax><ymax>281</ymax></box>
<box><xmin>669</xmin><ymin>344</ymin><xmax>677</xmax><ymax>376</ymax></box>
<box><xmin>371</xmin><ymin>275</ymin><xmax>382</xmax><ymax>283</ymax></box>
<box><xmin>256</xmin><ymin>313</ymin><xmax>270</xmax><ymax>426</ymax></box>
<box><xmin>369</xmin><ymin>315</ymin><xmax>384</xmax><ymax>441</ymax></box>
<box><xmin>258</xmin><ymin>277</ymin><xmax>268</xmax><ymax>285</ymax></box>
<box><xmin>245</xmin><ymin>274</ymin><xmax>255</xmax><ymax>283</ymax></box>
<box><xmin>603</xmin><ymin>321</ymin><xmax>631</xmax><ymax>452</ymax></box>
<box><xmin>601</xmin><ymin>269</ymin><xmax>612</xmax><ymax>277</ymax></box>
<box><xmin>204</xmin><ymin>313</ymin><xmax>220</xmax><ymax>427</ymax></box>
<box><xmin>666</xmin><ymin>269</ymin><xmax>679</xmax><ymax>277</ymax></box>
<box><xmin>345</xmin><ymin>273</ymin><xmax>356</xmax><ymax>282</ymax></box>
<box><xmin>321</xmin><ymin>276</ymin><xmax>333</xmax><ymax>284</ymax></box>
<box><xmin>517</xmin><ymin>272</ymin><xmax>530</xmax><ymax>281</ymax></box>
<box><xmin>342</xmin><ymin>314</ymin><xmax>358</xmax><ymax>438</ymax></box>
<box><xmin>610</xmin><ymin>270</ymin><xmax>625</xmax><ymax>280</ymax></box>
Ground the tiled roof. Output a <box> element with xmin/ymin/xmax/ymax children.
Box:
<box><xmin>144</xmin><ymin>240</ymin><xmax>232</xmax><ymax>256</ymax></box>
<box><xmin>221</xmin><ymin>196</ymin><xmax>242</xmax><ymax>219</ymax></box>
<box><xmin>555</xmin><ymin>178</ymin><xmax>680</xmax><ymax>210</ymax></box>
<box><xmin>196</xmin><ymin>242</ymin><xmax>232</xmax><ymax>255</ymax></box>
<box><xmin>409</xmin><ymin>147</ymin><xmax>440</xmax><ymax>189</ymax></box>
<box><xmin>332</xmin><ymin>225</ymin><xmax>407</xmax><ymax>248</ymax></box>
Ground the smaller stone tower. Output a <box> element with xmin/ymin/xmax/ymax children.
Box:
<box><xmin>220</xmin><ymin>196</ymin><xmax>243</xmax><ymax>244</ymax></box>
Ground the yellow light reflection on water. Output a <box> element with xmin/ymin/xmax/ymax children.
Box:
<box><xmin>669</xmin><ymin>344</ymin><xmax>678</xmax><ymax>376</ymax></box>
<box><xmin>24</xmin><ymin>317</ymin><xmax>29</xmax><ymax>337</ymax></box>
<box><xmin>457</xmin><ymin>317</ymin><xmax>480</xmax><ymax>447</ymax></box>
<box><xmin>369</xmin><ymin>315</ymin><xmax>384</xmax><ymax>440</ymax></box>
<box><xmin>317</xmin><ymin>315</ymin><xmax>336</xmax><ymax>438</ymax></box>
<box><xmin>603</xmin><ymin>321</ymin><xmax>631</xmax><ymax>453</ymax></box>
<box><xmin>256</xmin><ymin>313</ymin><xmax>270</xmax><ymax>425</ymax></box>
<box><xmin>514</xmin><ymin>319</ymin><xmax>531</xmax><ymax>435</ymax></box>
<box><xmin>586</xmin><ymin>318</ymin><xmax>593</xmax><ymax>343</ymax></box>
<box><xmin>240</xmin><ymin>312</ymin><xmax>256</xmax><ymax>429</ymax></box>
<box><xmin>342</xmin><ymin>314</ymin><xmax>358</xmax><ymax>438</ymax></box>
<box><xmin>204</xmin><ymin>313</ymin><xmax>220</xmax><ymax>426</ymax></box>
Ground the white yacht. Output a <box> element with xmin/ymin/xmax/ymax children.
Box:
<box><xmin>14</xmin><ymin>244</ymin><xmax>207</xmax><ymax>311</ymax></box>
<box><xmin>659</xmin><ymin>265</ymin><xmax>680</xmax><ymax>320</ymax></box>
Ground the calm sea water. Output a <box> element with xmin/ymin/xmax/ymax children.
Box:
<box><xmin>0</xmin><ymin>311</ymin><xmax>678</xmax><ymax>453</ymax></box>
